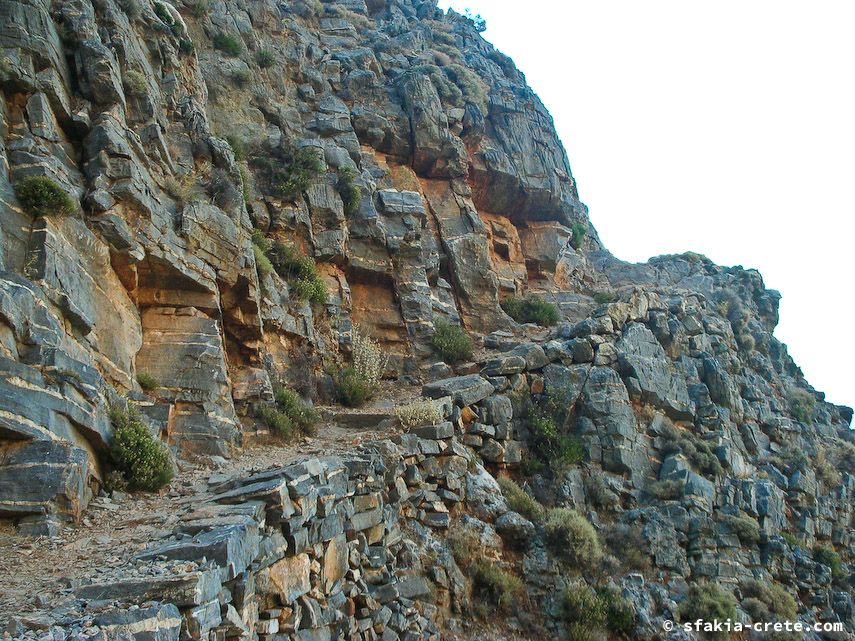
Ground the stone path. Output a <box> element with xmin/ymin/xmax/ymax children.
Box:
<box><xmin>0</xmin><ymin>409</ymin><xmax>395</xmax><ymax>621</ymax></box>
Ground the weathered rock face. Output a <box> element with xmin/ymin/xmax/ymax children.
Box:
<box><xmin>0</xmin><ymin>0</ymin><xmax>853</xmax><ymax>639</ymax></box>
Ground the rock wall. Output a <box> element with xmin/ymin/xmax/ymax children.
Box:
<box><xmin>0</xmin><ymin>0</ymin><xmax>853</xmax><ymax>638</ymax></box>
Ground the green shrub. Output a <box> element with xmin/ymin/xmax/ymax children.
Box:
<box><xmin>334</xmin><ymin>366</ymin><xmax>371</xmax><ymax>408</ymax></box>
<box><xmin>109</xmin><ymin>406</ymin><xmax>172</xmax><ymax>491</ymax></box>
<box><xmin>123</xmin><ymin>69</ymin><xmax>147</xmax><ymax>95</ymax></box>
<box><xmin>659</xmin><ymin>422</ymin><xmax>723</xmax><ymax>478</ymax></box>
<box><xmin>153</xmin><ymin>2</ymin><xmax>174</xmax><ymax>26</ymax></box>
<box><xmin>226</xmin><ymin>135</ymin><xmax>248</xmax><ymax>161</ymax></box>
<box><xmin>604</xmin><ymin>523</ymin><xmax>650</xmax><ymax>572</ymax></box>
<box><xmin>593</xmin><ymin>291</ymin><xmax>616</xmax><ymax>305</ymax></box>
<box><xmin>253</xmin><ymin>244</ymin><xmax>273</xmax><ymax>276</ymax></box>
<box><xmin>780</xmin><ymin>532</ymin><xmax>804</xmax><ymax>549</ymax></box>
<box><xmin>256</xmin><ymin>404</ymin><xmax>295</xmax><ymax>440</ymax></box>
<box><xmin>431</xmin><ymin>320</ymin><xmax>473</xmax><ymax>363</ymax></box>
<box><xmin>337</xmin><ymin>166</ymin><xmax>361</xmax><ymax>215</ymax></box>
<box><xmin>118</xmin><ymin>0</ymin><xmax>141</xmax><ymax>20</ymax></box>
<box><xmin>136</xmin><ymin>372</ymin><xmax>160</xmax><ymax>392</ymax></box>
<box><xmin>253</xmin><ymin>145</ymin><xmax>324</xmax><ymax>200</ymax></box>
<box><xmin>544</xmin><ymin>508</ymin><xmax>602</xmax><ymax>570</ymax></box>
<box><xmin>561</xmin><ymin>584</ymin><xmax>634</xmax><ymax>640</ymax></box>
<box><xmin>255</xmin><ymin>49</ymin><xmax>275</xmax><ymax>68</ymax></box>
<box><xmin>720</xmin><ymin>513</ymin><xmax>760</xmax><ymax>544</ymax></box>
<box><xmin>187</xmin><ymin>0</ymin><xmax>208</xmax><ymax>17</ymax></box>
<box><xmin>273</xmin><ymin>385</ymin><xmax>318</xmax><ymax>436</ymax></box>
<box><xmin>239</xmin><ymin>165</ymin><xmax>252</xmax><ymax>203</ymax></box>
<box><xmin>570</xmin><ymin>222</ymin><xmax>587</xmax><ymax>249</ymax></box>
<box><xmin>470</xmin><ymin>560</ymin><xmax>522</xmax><ymax>612</ymax></box>
<box><xmin>267</xmin><ymin>242</ymin><xmax>327</xmax><ymax>304</ymax></box>
<box><xmin>584</xmin><ymin>474</ymin><xmax>618</xmax><ymax>511</ymax></box>
<box><xmin>497</xmin><ymin>477</ymin><xmax>545</xmax><ymax>522</ymax></box>
<box><xmin>678</xmin><ymin>583</ymin><xmax>737</xmax><ymax>640</ymax></box>
<box><xmin>525</xmin><ymin>392</ymin><xmax>583</xmax><ymax>472</ymax></box>
<box><xmin>230</xmin><ymin>67</ymin><xmax>251</xmax><ymax>85</ymax></box>
<box><xmin>740</xmin><ymin>579</ymin><xmax>797</xmax><ymax>621</ymax></box>
<box><xmin>646</xmin><ymin>479</ymin><xmax>683</xmax><ymax>500</ymax></box>
<box><xmin>501</xmin><ymin>294</ymin><xmax>560</xmax><ymax>326</ymax></box>
<box><xmin>813</xmin><ymin>544</ymin><xmax>843</xmax><ymax>580</ymax></box>
<box><xmin>444</xmin><ymin>63</ymin><xmax>488</xmax><ymax>113</ymax></box>
<box><xmin>14</xmin><ymin>176</ymin><xmax>75</xmax><ymax>217</ymax></box>
<box><xmin>212</xmin><ymin>32</ymin><xmax>242</xmax><ymax>56</ymax></box>
<box><xmin>815</xmin><ymin>448</ymin><xmax>843</xmax><ymax>488</ymax></box>
<box><xmin>448</xmin><ymin>526</ymin><xmax>480</xmax><ymax>567</ymax></box>
<box><xmin>789</xmin><ymin>389</ymin><xmax>815</xmax><ymax>423</ymax></box>
<box><xmin>178</xmin><ymin>37</ymin><xmax>195</xmax><ymax>55</ymax></box>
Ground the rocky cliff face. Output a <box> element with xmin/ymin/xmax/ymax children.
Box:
<box><xmin>0</xmin><ymin>0</ymin><xmax>852</xmax><ymax>639</ymax></box>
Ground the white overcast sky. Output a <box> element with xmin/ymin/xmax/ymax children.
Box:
<box><xmin>438</xmin><ymin>0</ymin><xmax>855</xmax><ymax>411</ymax></box>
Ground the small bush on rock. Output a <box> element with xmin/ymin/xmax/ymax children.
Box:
<box><xmin>678</xmin><ymin>583</ymin><xmax>737</xmax><ymax>640</ymax></box>
<box><xmin>431</xmin><ymin>320</ymin><xmax>473</xmax><ymax>363</ymax></box>
<box><xmin>273</xmin><ymin>385</ymin><xmax>318</xmax><ymax>436</ymax></box>
<box><xmin>14</xmin><ymin>176</ymin><xmax>75</xmax><ymax>217</ymax></box>
<box><xmin>570</xmin><ymin>222</ymin><xmax>587</xmax><ymax>249</ymax></box>
<box><xmin>136</xmin><ymin>372</ymin><xmax>160</xmax><ymax>392</ymax></box>
<box><xmin>646</xmin><ymin>479</ymin><xmax>684</xmax><ymax>501</ymax></box>
<box><xmin>501</xmin><ymin>294</ymin><xmax>560</xmax><ymax>326</ymax></box>
<box><xmin>525</xmin><ymin>391</ymin><xmax>583</xmax><ymax>472</ymax></box>
<box><xmin>212</xmin><ymin>32</ymin><xmax>242</xmax><ymax>56</ymax></box>
<box><xmin>584</xmin><ymin>474</ymin><xmax>618</xmax><ymax>511</ymax></box>
<box><xmin>604</xmin><ymin>523</ymin><xmax>651</xmax><ymax>572</ymax></box>
<box><xmin>544</xmin><ymin>508</ymin><xmax>602</xmax><ymax>570</ymax></box>
<box><xmin>659</xmin><ymin>421</ymin><xmax>723</xmax><ymax>478</ymax></box>
<box><xmin>334</xmin><ymin>367</ymin><xmax>371</xmax><ymax>408</ymax></box>
<box><xmin>497</xmin><ymin>477</ymin><xmax>545</xmax><ymax>522</ymax></box>
<box><xmin>395</xmin><ymin>398</ymin><xmax>442</xmax><ymax>429</ymax></box>
<box><xmin>720</xmin><ymin>513</ymin><xmax>761</xmax><ymax>544</ymax></box>
<box><xmin>255</xmin><ymin>49</ymin><xmax>275</xmax><ymax>68</ymax></box>
<box><xmin>109</xmin><ymin>405</ymin><xmax>172</xmax><ymax>491</ymax></box>
<box><xmin>267</xmin><ymin>241</ymin><xmax>327</xmax><ymax>305</ymax></box>
<box><xmin>593</xmin><ymin>291</ymin><xmax>616</xmax><ymax>305</ymax></box>
<box><xmin>337</xmin><ymin>166</ymin><xmax>361</xmax><ymax>215</ymax></box>
<box><xmin>256</xmin><ymin>404</ymin><xmax>294</xmax><ymax>440</ymax></box>
<box><xmin>333</xmin><ymin>328</ymin><xmax>386</xmax><ymax>407</ymax></box>
<box><xmin>813</xmin><ymin>544</ymin><xmax>844</xmax><ymax>580</ymax></box>
<box><xmin>252</xmin><ymin>145</ymin><xmax>324</xmax><ymax>200</ymax></box>
<box><xmin>470</xmin><ymin>560</ymin><xmax>522</xmax><ymax>612</ymax></box>
<box><xmin>448</xmin><ymin>525</ymin><xmax>480</xmax><ymax>567</ymax></box>
<box><xmin>789</xmin><ymin>389</ymin><xmax>815</xmax><ymax>423</ymax></box>
<box><xmin>123</xmin><ymin>69</ymin><xmax>147</xmax><ymax>95</ymax></box>
<box><xmin>562</xmin><ymin>584</ymin><xmax>634</xmax><ymax>640</ymax></box>
<box><xmin>740</xmin><ymin>579</ymin><xmax>797</xmax><ymax>621</ymax></box>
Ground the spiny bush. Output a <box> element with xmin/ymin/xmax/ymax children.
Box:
<box><xmin>813</xmin><ymin>544</ymin><xmax>844</xmax><ymax>580</ymax></box>
<box><xmin>255</xmin><ymin>49</ymin><xmax>275</xmax><ymax>68</ymax></box>
<box><xmin>659</xmin><ymin>421</ymin><xmax>723</xmax><ymax>478</ymax></box>
<box><xmin>501</xmin><ymin>294</ymin><xmax>560</xmax><ymax>326</ymax></box>
<box><xmin>524</xmin><ymin>391</ymin><xmax>583</xmax><ymax>472</ymax></box>
<box><xmin>593</xmin><ymin>291</ymin><xmax>617</xmax><ymax>305</ymax></box>
<box><xmin>163</xmin><ymin>173</ymin><xmax>202</xmax><ymax>206</ymax></box>
<box><xmin>544</xmin><ymin>508</ymin><xmax>602</xmax><ymax>570</ymax></box>
<box><xmin>337</xmin><ymin>167</ymin><xmax>361</xmax><ymax>215</ymax></box>
<box><xmin>497</xmin><ymin>477</ymin><xmax>545</xmax><ymax>522</ymax></box>
<box><xmin>740</xmin><ymin>578</ymin><xmax>798</xmax><ymax>621</ymax></box>
<box><xmin>118</xmin><ymin>0</ymin><xmax>141</xmax><ymax>20</ymax></box>
<box><xmin>789</xmin><ymin>389</ymin><xmax>815</xmax><ymax>423</ymax></box>
<box><xmin>444</xmin><ymin>63</ymin><xmax>488</xmax><ymax>112</ymax></box>
<box><xmin>570</xmin><ymin>222</ymin><xmax>587</xmax><ymax>249</ymax></box>
<box><xmin>136</xmin><ymin>372</ymin><xmax>160</xmax><ymax>392</ymax></box>
<box><xmin>212</xmin><ymin>32</ymin><xmax>242</xmax><ymax>56</ymax></box>
<box><xmin>646</xmin><ymin>479</ymin><xmax>683</xmax><ymax>501</ymax></box>
<box><xmin>431</xmin><ymin>320</ymin><xmax>473</xmax><ymax>364</ymax></box>
<box><xmin>395</xmin><ymin>398</ymin><xmax>443</xmax><ymax>429</ymax></box>
<box><xmin>334</xmin><ymin>328</ymin><xmax>386</xmax><ymax>407</ymax></box>
<box><xmin>604</xmin><ymin>523</ymin><xmax>651</xmax><ymax>572</ymax></box>
<box><xmin>267</xmin><ymin>241</ymin><xmax>328</xmax><ymax>304</ymax></box>
<box><xmin>123</xmin><ymin>69</ymin><xmax>147</xmax><ymax>95</ymax></box>
<box><xmin>256</xmin><ymin>404</ymin><xmax>295</xmax><ymax>440</ymax></box>
<box><xmin>109</xmin><ymin>405</ymin><xmax>172</xmax><ymax>491</ymax></box>
<box><xmin>14</xmin><ymin>176</ymin><xmax>75</xmax><ymax>217</ymax></box>
<box><xmin>678</xmin><ymin>583</ymin><xmax>737</xmax><ymax>640</ymax></box>
<box><xmin>273</xmin><ymin>385</ymin><xmax>319</xmax><ymax>436</ymax></box>
<box><xmin>815</xmin><ymin>448</ymin><xmax>843</xmax><ymax>488</ymax></box>
<box><xmin>562</xmin><ymin>584</ymin><xmax>635</xmax><ymax>641</ymax></box>
<box><xmin>411</xmin><ymin>64</ymin><xmax>463</xmax><ymax>106</ymax></box>
<box><xmin>470</xmin><ymin>560</ymin><xmax>522</xmax><ymax>613</ymax></box>
<box><xmin>447</xmin><ymin>525</ymin><xmax>480</xmax><ymax>567</ymax></box>
<box><xmin>250</xmin><ymin>145</ymin><xmax>324</xmax><ymax>200</ymax></box>
<box><xmin>720</xmin><ymin>513</ymin><xmax>761</xmax><ymax>544</ymax></box>
<box><xmin>584</xmin><ymin>474</ymin><xmax>618</xmax><ymax>511</ymax></box>
<box><xmin>187</xmin><ymin>0</ymin><xmax>208</xmax><ymax>17</ymax></box>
